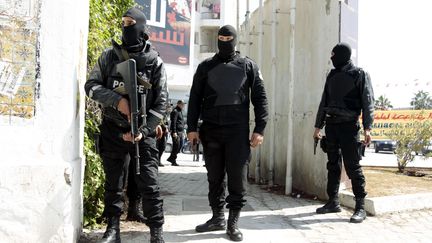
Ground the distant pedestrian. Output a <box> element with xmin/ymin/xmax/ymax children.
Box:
<box><xmin>167</xmin><ymin>100</ymin><xmax>186</xmax><ymax>166</ymax></box>
<box><xmin>156</xmin><ymin>119</ymin><xmax>168</xmax><ymax>166</ymax></box>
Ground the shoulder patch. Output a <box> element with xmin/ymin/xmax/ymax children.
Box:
<box><xmin>245</xmin><ymin>56</ymin><xmax>257</xmax><ymax>63</ymax></box>
<box><xmin>258</xmin><ymin>70</ymin><xmax>264</xmax><ymax>80</ymax></box>
<box><xmin>157</xmin><ymin>56</ymin><xmax>163</xmax><ymax>66</ymax></box>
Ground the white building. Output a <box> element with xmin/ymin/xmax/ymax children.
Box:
<box><xmin>0</xmin><ymin>0</ymin><xmax>89</xmax><ymax>242</ymax></box>
<box><xmin>237</xmin><ymin>0</ymin><xmax>348</xmax><ymax>198</ymax></box>
<box><xmin>167</xmin><ymin>0</ymin><xmax>239</xmax><ymax>103</ymax></box>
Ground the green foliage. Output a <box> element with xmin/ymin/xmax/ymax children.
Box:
<box><xmin>87</xmin><ymin>0</ymin><xmax>135</xmax><ymax>69</ymax></box>
<box><xmin>83</xmin><ymin>105</ymin><xmax>104</xmax><ymax>228</ymax></box>
<box><xmin>374</xmin><ymin>95</ymin><xmax>393</xmax><ymax>110</ymax></box>
<box><xmin>410</xmin><ymin>90</ymin><xmax>432</xmax><ymax>110</ymax></box>
<box><xmin>83</xmin><ymin>0</ymin><xmax>134</xmax><ymax>229</ymax></box>
<box><xmin>390</xmin><ymin>117</ymin><xmax>432</xmax><ymax>173</ymax></box>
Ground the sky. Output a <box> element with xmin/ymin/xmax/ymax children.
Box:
<box><xmin>235</xmin><ymin>0</ymin><xmax>432</xmax><ymax>108</ymax></box>
<box><xmin>358</xmin><ymin>0</ymin><xmax>432</xmax><ymax>108</ymax></box>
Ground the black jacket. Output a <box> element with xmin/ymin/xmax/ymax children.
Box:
<box><xmin>315</xmin><ymin>61</ymin><xmax>374</xmax><ymax>130</ymax></box>
<box><xmin>85</xmin><ymin>41</ymin><xmax>168</xmax><ymax>136</ymax></box>
<box><xmin>187</xmin><ymin>53</ymin><xmax>268</xmax><ymax>135</ymax></box>
<box><xmin>170</xmin><ymin>106</ymin><xmax>185</xmax><ymax>133</ymax></box>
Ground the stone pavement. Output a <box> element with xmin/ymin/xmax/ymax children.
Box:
<box><xmin>80</xmin><ymin>153</ymin><xmax>432</xmax><ymax>243</ymax></box>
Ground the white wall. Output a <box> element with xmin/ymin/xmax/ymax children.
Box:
<box><xmin>239</xmin><ymin>0</ymin><xmax>340</xmax><ymax>198</ymax></box>
<box><xmin>0</xmin><ymin>0</ymin><xmax>89</xmax><ymax>242</ymax></box>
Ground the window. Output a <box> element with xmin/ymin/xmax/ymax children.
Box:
<box><xmin>199</xmin><ymin>27</ymin><xmax>218</xmax><ymax>53</ymax></box>
<box><xmin>194</xmin><ymin>32</ymin><xmax>199</xmax><ymax>45</ymax></box>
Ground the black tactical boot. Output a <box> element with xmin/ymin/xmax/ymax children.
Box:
<box><xmin>350</xmin><ymin>198</ymin><xmax>367</xmax><ymax>223</ymax></box>
<box><xmin>167</xmin><ymin>157</ymin><xmax>179</xmax><ymax>166</ymax></box>
<box><xmin>98</xmin><ymin>216</ymin><xmax>120</xmax><ymax>243</ymax></box>
<box><xmin>226</xmin><ymin>209</ymin><xmax>242</xmax><ymax>242</ymax></box>
<box><xmin>316</xmin><ymin>197</ymin><xmax>342</xmax><ymax>214</ymax></box>
<box><xmin>126</xmin><ymin>199</ymin><xmax>146</xmax><ymax>223</ymax></box>
<box><xmin>195</xmin><ymin>208</ymin><xmax>226</xmax><ymax>232</ymax></box>
<box><xmin>150</xmin><ymin>227</ymin><xmax>165</xmax><ymax>243</ymax></box>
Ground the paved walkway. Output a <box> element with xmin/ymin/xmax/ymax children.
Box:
<box><xmin>80</xmin><ymin>153</ymin><xmax>432</xmax><ymax>243</ymax></box>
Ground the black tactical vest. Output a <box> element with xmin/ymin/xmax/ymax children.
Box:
<box><xmin>325</xmin><ymin>68</ymin><xmax>363</xmax><ymax>117</ymax></box>
<box><xmin>201</xmin><ymin>57</ymin><xmax>250</xmax><ymax>126</ymax></box>
<box><xmin>102</xmin><ymin>44</ymin><xmax>159</xmax><ymax>128</ymax></box>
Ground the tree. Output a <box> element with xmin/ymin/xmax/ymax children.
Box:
<box><xmin>374</xmin><ymin>95</ymin><xmax>393</xmax><ymax>110</ymax></box>
<box><xmin>87</xmin><ymin>0</ymin><xmax>135</xmax><ymax>69</ymax></box>
<box><xmin>84</xmin><ymin>0</ymin><xmax>134</xmax><ymax>229</ymax></box>
<box><xmin>410</xmin><ymin>90</ymin><xmax>432</xmax><ymax>110</ymax></box>
<box><xmin>390</xmin><ymin>118</ymin><xmax>432</xmax><ymax>173</ymax></box>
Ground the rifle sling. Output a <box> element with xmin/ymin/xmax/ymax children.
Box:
<box><xmin>120</xmin><ymin>47</ymin><xmax>152</xmax><ymax>89</ymax></box>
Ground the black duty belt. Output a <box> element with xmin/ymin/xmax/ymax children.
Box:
<box><xmin>325</xmin><ymin>114</ymin><xmax>358</xmax><ymax>124</ymax></box>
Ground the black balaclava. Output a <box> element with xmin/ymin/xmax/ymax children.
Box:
<box><xmin>331</xmin><ymin>42</ymin><xmax>351</xmax><ymax>68</ymax></box>
<box><xmin>217</xmin><ymin>25</ymin><xmax>238</xmax><ymax>60</ymax></box>
<box><xmin>122</xmin><ymin>7</ymin><xmax>148</xmax><ymax>52</ymax></box>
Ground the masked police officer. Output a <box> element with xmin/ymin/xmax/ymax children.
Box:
<box><xmin>313</xmin><ymin>42</ymin><xmax>374</xmax><ymax>223</ymax></box>
<box><xmin>85</xmin><ymin>7</ymin><xmax>167</xmax><ymax>243</ymax></box>
<box><xmin>187</xmin><ymin>25</ymin><xmax>268</xmax><ymax>241</ymax></box>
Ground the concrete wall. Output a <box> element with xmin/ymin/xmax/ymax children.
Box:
<box><xmin>0</xmin><ymin>0</ymin><xmax>89</xmax><ymax>242</ymax></box>
<box><xmin>238</xmin><ymin>0</ymin><xmax>340</xmax><ymax>198</ymax></box>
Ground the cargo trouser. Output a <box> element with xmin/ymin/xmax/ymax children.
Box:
<box><xmin>99</xmin><ymin>121</ymin><xmax>164</xmax><ymax>227</ymax></box>
<box><xmin>199</xmin><ymin>123</ymin><xmax>250</xmax><ymax>210</ymax></box>
<box><xmin>325</xmin><ymin>121</ymin><xmax>367</xmax><ymax>199</ymax></box>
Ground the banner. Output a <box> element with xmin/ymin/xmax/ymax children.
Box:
<box><xmin>136</xmin><ymin>0</ymin><xmax>192</xmax><ymax>65</ymax></box>
<box><xmin>369</xmin><ymin>110</ymin><xmax>432</xmax><ymax>140</ymax></box>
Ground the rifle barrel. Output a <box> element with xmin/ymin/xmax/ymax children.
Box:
<box><xmin>135</xmin><ymin>143</ymin><xmax>140</xmax><ymax>175</ymax></box>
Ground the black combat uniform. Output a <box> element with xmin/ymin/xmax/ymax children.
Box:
<box><xmin>167</xmin><ymin>102</ymin><xmax>185</xmax><ymax>165</ymax></box>
<box><xmin>125</xmin><ymin>154</ymin><xmax>146</xmax><ymax>223</ymax></box>
<box><xmin>187</xmin><ymin>25</ymin><xmax>268</xmax><ymax>242</ymax></box>
<box><xmin>315</xmin><ymin>43</ymin><xmax>374</xmax><ymax>223</ymax></box>
<box><xmin>85</xmin><ymin>8</ymin><xmax>167</xmax><ymax>243</ymax></box>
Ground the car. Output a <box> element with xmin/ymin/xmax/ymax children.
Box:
<box><xmin>374</xmin><ymin>140</ymin><xmax>397</xmax><ymax>153</ymax></box>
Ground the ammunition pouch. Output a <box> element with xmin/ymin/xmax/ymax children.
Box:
<box><xmin>102</xmin><ymin>108</ymin><xmax>129</xmax><ymax>128</ymax></box>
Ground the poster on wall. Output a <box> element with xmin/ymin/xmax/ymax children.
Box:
<box><xmin>0</xmin><ymin>61</ymin><xmax>26</xmax><ymax>97</ymax></box>
<box><xmin>0</xmin><ymin>0</ymin><xmax>41</xmax><ymax>125</ymax></box>
<box><xmin>136</xmin><ymin>0</ymin><xmax>192</xmax><ymax>65</ymax></box>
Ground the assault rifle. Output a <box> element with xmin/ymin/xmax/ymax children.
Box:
<box><xmin>116</xmin><ymin>59</ymin><xmax>145</xmax><ymax>175</ymax></box>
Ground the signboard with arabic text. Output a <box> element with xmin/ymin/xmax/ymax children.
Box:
<box><xmin>136</xmin><ymin>0</ymin><xmax>192</xmax><ymax>65</ymax></box>
<box><xmin>365</xmin><ymin>110</ymin><xmax>432</xmax><ymax>140</ymax></box>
